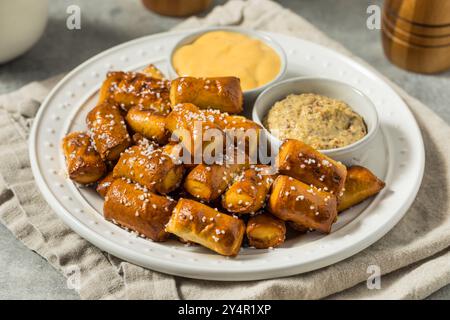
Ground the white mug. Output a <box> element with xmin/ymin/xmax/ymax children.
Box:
<box><xmin>0</xmin><ymin>0</ymin><xmax>49</xmax><ymax>64</ymax></box>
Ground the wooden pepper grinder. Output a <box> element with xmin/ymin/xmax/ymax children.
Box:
<box><xmin>142</xmin><ymin>0</ymin><xmax>212</xmax><ymax>17</ymax></box>
<box><xmin>382</xmin><ymin>0</ymin><xmax>450</xmax><ymax>74</ymax></box>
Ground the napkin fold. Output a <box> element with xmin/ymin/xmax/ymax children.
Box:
<box><xmin>0</xmin><ymin>0</ymin><xmax>449</xmax><ymax>299</ymax></box>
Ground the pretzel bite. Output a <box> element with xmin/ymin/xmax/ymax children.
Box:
<box><xmin>170</xmin><ymin>77</ymin><xmax>243</xmax><ymax>114</ymax></box>
<box><xmin>99</xmin><ymin>71</ymin><xmax>171</xmax><ymax>113</ymax></box>
<box><xmin>104</xmin><ymin>179</ymin><xmax>176</xmax><ymax>241</ymax></box>
<box><xmin>224</xmin><ymin>116</ymin><xmax>262</xmax><ymax>158</ymax></box>
<box><xmin>141</xmin><ymin>64</ymin><xmax>165</xmax><ymax>80</ymax></box>
<box><xmin>113</xmin><ymin>144</ymin><xmax>185</xmax><ymax>194</ymax></box>
<box><xmin>160</xmin><ymin>142</ymin><xmax>196</xmax><ymax>170</ymax></box>
<box><xmin>62</xmin><ymin>132</ymin><xmax>107</xmax><ymax>184</ymax></box>
<box><xmin>197</xmin><ymin>110</ymin><xmax>262</xmax><ymax>159</ymax></box>
<box><xmin>268</xmin><ymin>175</ymin><xmax>338</xmax><ymax>233</ymax></box>
<box><xmin>86</xmin><ymin>102</ymin><xmax>131</xmax><ymax>161</ymax></box>
<box><xmin>165</xmin><ymin>103</ymin><xmax>226</xmax><ymax>164</ymax></box>
<box><xmin>246</xmin><ymin>213</ymin><xmax>286</xmax><ymax>249</ymax></box>
<box><xmin>222</xmin><ymin>115</ymin><xmax>261</xmax><ymax>131</ymax></box>
<box><xmin>338</xmin><ymin>166</ymin><xmax>385</xmax><ymax>212</ymax></box>
<box><xmin>198</xmin><ymin>109</ymin><xmax>229</xmax><ymax>128</ymax></box>
<box><xmin>200</xmin><ymin>112</ymin><xmax>261</xmax><ymax>138</ymax></box>
<box><xmin>96</xmin><ymin>172</ymin><xmax>115</xmax><ymax>198</ymax></box>
<box><xmin>277</xmin><ymin>139</ymin><xmax>347</xmax><ymax>197</ymax></box>
<box><xmin>165</xmin><ymin>199</ymin><xmax>245</xmax><ymax>256</ymax></box>
<box><xmin>222</xmin><ymin>165</ymin><xmax>276</xmax><ymax>214</ymax></box>
<box><xmin>125</xmin><ymin>106</ymin><xmax>169</xmax><ymax>145</ymax></box>
<box><xmin>161</xmin><ymin>142</ymin><xmax>182</xmax><ymax>161</ymax></box>
<box><xmin>98</xmin><ymin>71</ymin><xmax>124</xmax><ymax>105</ymax></box>
<box><xmin>184</xmin><ymin>161</ymin><xmax>246</xmax><ymax>202</ymax></box>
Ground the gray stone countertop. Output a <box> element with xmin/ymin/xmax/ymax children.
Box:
<box><xmin>0</xmin><ymin>0</ymin><xmax>448</xmax><ymax>299</ymax></box>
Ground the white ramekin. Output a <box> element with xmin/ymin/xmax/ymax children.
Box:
<box><xmin>252</xmin><ymin>77</ymin><xmax>380</xmax><ymax>165</ymax></box>
<box><xmin>168</xmin><ymin>27</ymin><xmax>287</xmax><ymax>103</ymax></box>
<box><xmin>0</xmin><ymin>0</ymin><xmax>48</xmax><ymax>64</ymax></box>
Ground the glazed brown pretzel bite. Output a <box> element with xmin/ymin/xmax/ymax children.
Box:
<box><xmin>200</xmin><ymin>111</ymin><xmax>260</xmax><ymax>133</ymax></box>
<box><xmin>246</xmin><ymin>213</ymin><xmax>286</xmax><ymax>249</ymax></box>
<box><xmin>86</xmin><ymin>102</ymin><xmax>131</xmax><ymax>161</ymax></box>
<box><xmin>96</xmin><ymin>172</ymin><xmax>115</xmax><ymax>198</ymax></box>
<box><xmin>184</xmin><ymin>150</ymin><xmax>248</xmax><ymax>202</ymax></box>
<box><xmin>165</xmin><ymin>103</ymin><xmax>226</xmax><ymax>163</ymax></box>
<box><xmin>160</xmin><ymin>142</ymin><xmax>182</xmax><ymax>160</ymax></box>
<box><xmin>200</xmin><ymin>111</ymin><xmax>261</xmax><ymax>158</ymax></box>
<box><xmin>277</xmin><ymin>139</ymin><xmax>347</xmax><ymax>197</ymax></box>
<box><xmin>222</xmin><ymin>115</ymin><xmax>262</xmax><ymax>132</ymax></box>
<box><xmin>170</xmin><ymin>77</ymin><xmax>243</xmax><ymax>114</ymax></box>
<box><xmin>160</xmin><ymin>142</ymin><xmax>195</xmax><ymax>169</ymax></box>
<box><xmin>223</xmin><ymin>115</ymin><xmax>262</xmax><ymax>159</ymax></box>
<box><xmin>165</xmin><ymin>198</ymin><xmax>245</xmax><ymax>256</ymax></box>
<box><xmin>104</xmin><ymin>178</ymin><xmax>176</xmax><ymax>241</ymax></box>
<box><xmin>126</xmin><ymin>106</ymin><xmax>169</xmax><ymax>145</ymax></box>
<box><xmin>184</xmin><ymin>163</ymin><xmax>246</xmax><ymax>202</ymax></box>
<box><xmin>113</xmin><ymin>144</ymin><xmax>185</xmax><ymax>195</ymax></box>
<box><xmin>99</xmin><ymin>71</ymin><xmax>171</xmax><ymax>113</ymax></box>
<box><xmin>338</xmin><ymin>166</ymin><xmax>385</xmax><ymax>212</ymax></box>
<box><xmin>198</xmin><ymin>108</ymin><xmax>229</xmax><ymax>128</ymax></box>
<box><xmin>222</xmin><ymin>165</ymin><xmax>276</xmax><ymax>214</ymax></box>
<box><xmin>268</xmin><ymin>175</ymin><xmax>338</xmax><ymax>233</ymax></box>
<box><xmin>62</xmin><ymin>132</ymin><xmax>107</xmax><ymax>184</ymax></box>
<box><xmin>98</xmin><ymin>71</ymin><xmax>123</xmax><ymax>105</ymax></box>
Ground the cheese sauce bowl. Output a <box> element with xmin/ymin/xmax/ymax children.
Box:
<box><xmin>168</xmin><ymin>27</ymin><xmax>287</xmax><ymax>102</ymax></box>
<box><xmin>252</xmin><ymin>77</ymin><xmax>380</xmax><ymax>165</ymax></box>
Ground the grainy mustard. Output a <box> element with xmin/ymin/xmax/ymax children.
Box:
<box><xmin>263</xmin><ymin>93</ymin><xmax>367</xmax><ymax>150</ymax></box>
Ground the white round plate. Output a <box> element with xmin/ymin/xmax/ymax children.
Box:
<box><xmin>30</xmin><ymin>29</ymin><xmax>424</xmax><ymax>281</ymax></box>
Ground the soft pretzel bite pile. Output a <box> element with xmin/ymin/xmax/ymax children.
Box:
<box><xmin>61</xmin><ymin>65</ymin><xmax>385</xmax><ymax>256</ymax></box>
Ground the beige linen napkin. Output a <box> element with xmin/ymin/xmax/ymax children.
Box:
<box><xmin>0</xmin><ymin>0</ymin><xmax>449</xmax><ymax>300</ymax></box>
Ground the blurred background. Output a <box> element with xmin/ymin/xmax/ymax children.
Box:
<box><xmin>0</xmin><ymin>0</ymin><xmax>449</xmax><ymax>299</ymax></box>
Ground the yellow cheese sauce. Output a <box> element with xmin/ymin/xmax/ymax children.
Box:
<box><xmin>172</xmin><ymin>31</ymin><xmax>281</xmax><ymax>91</ymax></box>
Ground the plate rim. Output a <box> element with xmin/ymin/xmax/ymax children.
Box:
<box><xmin>29</xmin><ymin>28</ymin><xmax>425</xmax><ymax>281</ymax></box>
